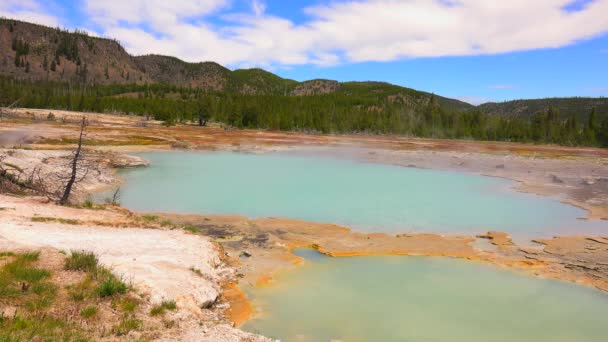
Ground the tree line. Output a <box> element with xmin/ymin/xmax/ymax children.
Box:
<box><xmin>1</xmin><ymin>76</ymin><xmax>607</xmax><ymax>147</ymax></box>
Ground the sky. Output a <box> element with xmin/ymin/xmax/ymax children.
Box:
<box><xmin>1</xmin><ymin>0</ymin><xmax>607</xmax><ymax>104</ymax></box>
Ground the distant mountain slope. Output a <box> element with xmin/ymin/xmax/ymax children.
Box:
<box><xmin>478</xmin><ymin>98</ymin><xmax>608</xmax><ymax>119</ymax></box>
<box><xmin>0</xmin><ymin>18</ymin><xmax>472</xmax><ymax>111</ymax></box>
<box><xmin>3</xmin><ymin>18</ymin><xmax>607</xmax><ymax>120</ymax></box>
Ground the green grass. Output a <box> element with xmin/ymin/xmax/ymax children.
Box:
<box><xmin>0</xmin><ymin>252</ymin><xmax>56</xmax><ymax>314</ymax></box>
<box><xmin>149</xmin><ymin>300</ymin><xmax>178</xmax><ymax>316</ymax></box>
<box><xmin>4</xmin><ymin>257</ymin><xmax>50</xmax><ymax>283</ymax></box>
<box><xmin>0</xmin><ymin>249</ymin><xmax>135</xmax><ymax>340</ymax></box>
<box><xmin>112</xmin><ymin>317</ymin><xmax>141</xmax><ymax>336</ymax></box>
<box><xmin>80</xmin><ymin>305</ymin><xmax>98</xmax><ymax>319</ymax></box>
<box><xmin>141</xmin><ymin>215</ymin><xmax>158</xmax><ymax>222</ymax></box>
<box><xmin>183</xmin><ymin>226</ymin><xmax>200</xmax><ymax>233</ymax></box>
<box><xmin>0</xmin><ymin>315</ymin><xmax>88</xmax><ymax>341</ymax></box>
<box><xmin>64</xmin><ymin>252</ymin><xmax>127</xmax><ymax>298</ymax></box>
<box><xmin>93</xmin><ymin>268</ymin><xmax>128</xmax><ymax>298</ymax></box>
<box><xmin>112</xmin><ymin>296</ymin><xmax>139</xmax><ymax>313</ymax></box>
<box><xmin>31</xmin><ymin>216</ymin><xmax>80</xmax><ymax>225</ymax></box>
<box><xmin>81</xmin><ymin>200</ymin><xmax>104</xmax><ymax>210</ymax></box>
<box><xmin>65</xmin><ymin>251</ymin><xmax>99</xmax><ymax>272</ymax></box>
<box><xmin>68</xmin><ymin>278</ymin><xmax>93</xmax><ymax>302</ymax></box>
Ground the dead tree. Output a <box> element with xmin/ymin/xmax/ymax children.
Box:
<box><xmin>1</xmin><ymin>117</ymin><xmax>98</xmax><ymax>203</ymax></box>
<box><xmin>0</xmin><ymin>99</ymin><xmax>20</xmax><ymax>122</ymax></box>
<box><xmin>59</xmin><ymin>116</ymin><xmax>88</xmax><ymax>205</ymax></box>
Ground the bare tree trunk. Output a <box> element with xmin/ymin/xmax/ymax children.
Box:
<box><xmin>60</xmin><ymin>116</ymin><xmax>86</xmax><ymax>205</ymax></box>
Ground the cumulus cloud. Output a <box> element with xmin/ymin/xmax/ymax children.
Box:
<box><xmin>5</xmin><ymin>0</ymin><xmax>608</xmax><ymax>68</ymax></box>
<box><xmin>0</xmin><ymin>0</ymin><xmax>60</xmax><ymax>27</ymax></box>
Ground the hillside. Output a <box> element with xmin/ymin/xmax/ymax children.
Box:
<box><xmin>479</xmin><ymin>98</ymin><xmax>608</xmax><ymax>120</ymax></box>
<box><xmin>0</xmin><ymin>18</ymin><xmax>471</xmax><ymax>111</ymax></box>
<box><xmin>1</xmin><ymin>18</ymin><xmax>607</xmax><ymax>147</ymax></box>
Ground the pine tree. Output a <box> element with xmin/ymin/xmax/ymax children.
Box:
<box><xmin>599</xmin><ymin>116</ymin><xmax>608</xmax><ymax>147</ymax></box>
<box><xmin>50</xmin><ymin>60</ymin><xmax>56</xmax><ymax>72</ymax></box>
<box><xmin>584</xmin><ymin>108</ymin><xmax>598</xmax><ymax>145</ymax></box>
<box><xmin>25</xmin><ymin>61</ymin><xmax>30</xmax><ymax>73</ymax></box>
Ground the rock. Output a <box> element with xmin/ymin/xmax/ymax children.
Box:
<box><xmin>496</xmin><ymin>164</ymin><xmax>505</xmax><ymax>169</ymax></box>
<box><xmin>581</xmin><ymin>178</ymin><xmax>596</xmax><ymax>186</ymax></box>
<box><xmin>550</xmin><ymin>174</ymin><xmax>564</xmax><ymax>184</ymax></box>
<box><xmin>111</xmin><ymin>155</ymin><xmax>150</xmax><ymax>168</ymax></box>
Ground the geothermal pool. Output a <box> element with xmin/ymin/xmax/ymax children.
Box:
<box><xmin>112</xmin><ymin>151</ymin><xmax>606</xmax><ymax>239</ymax></box>
<box><xmin>242</xmin><ymin>249</ymin><xmax>608</xmax><ymax>342</ymax></box>
<box><xmin>109</xmin><ymin>151</ymin><xmax>608</xmax><ymax>341</ymax></box>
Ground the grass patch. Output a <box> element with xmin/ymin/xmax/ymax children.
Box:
<box><xmin>0</xmin><ymin>252</ymin><xmax>55</xmax><ymax>313</ymax></box>
<box><xmin>183</xmin><ymin>226</ymin><xmax>200</xmax><ymax>233</ymax></box>
<box><xmin>112</xmin><ymin>317</ymin><xmax>142</xmax><ymax>336</ymax></box>
<box><xmin>31</xmin><ymin>216</ymin><xmax>80</xmax><ymax>225</ymax></box>
<box><xmin>64</xmin><ymin>254</ymin><xmax>128</xmax><ymax>299</ymax></box>
<box><xmin>80</xmin><ymin>305</ymin><xmax>98</xmax><ymax>319</ymax></box>
<box><xmin>159</xmin><ymin>219</ymin><xmax>174</xmax><ymax>227</ymax></box>
<box><xmin>82</xmin><ymin>200</ymin><xmax>94</xmax><ymax>209</ymax></box>
<box><xmin>1</xmin><ymin>249</ymin><xmax>138</xmax><ymax>339</ymax></box>
<box><xmin>65</xmin><ymin>251</ymin><xmax>99</xmax><ymax>272</ymax></box>
<box><xmin>4</xmin><ymin>254</ymin><xmax>50</xmax><ymax>284</ymax></box>
<box><xmin>68</xmin><ymin>278</ymin><xmax>94</xmax><ymax>302</ymax></box>
<box><xmin>141</xmin><ymin>215</ymin><xmax>158</xmax><ymax>222</ymax></box>
<box><xmin>81</xmin><ymin>200</ymin><xmax>105</xmax><ymax>210</ymax></box>
<box><xmin>93</xmin><ymin>268</ymin><xmax>128</xmax><ymax>298</ymax></box>
<box><xmin>0</xmin><ymin>315</ymin><xmax>88</xmax><ymax>341</ymax></box>
<box><xmin>149</xmin><ymin>300</ymin><xmax>177</xmax><ymax>316</ymax></box>
<box><xmin>112</xmin><ymin>296</ymin><xmax>140</xmax><ymax>313</ymax></box>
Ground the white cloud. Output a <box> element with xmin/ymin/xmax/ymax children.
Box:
<box><xmin>251</xmin><ymin>0</ymin><xmax>266</xmax><ymax>17</ymax></box>
<box><xmin>585</xmin><ymin>87</ymin><xmax>608</xmax><ymax>91</ymax></box>
<box><xmin>0</xmin><ymin>0</ymin><xmax>60</xmax><ymax>27</ymax></box>
<box><xmin>6</xmin><ymin>0</ymin><xmax>608</xmax><ymax>68</ymax></box>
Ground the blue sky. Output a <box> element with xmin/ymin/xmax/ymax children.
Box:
<box><xmin>2</xmin><ymin>0</ymin><xmax>608</xmax><ymax>104</ymax></box>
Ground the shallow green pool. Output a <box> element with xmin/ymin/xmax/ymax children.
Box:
<box><xmin>112</xmin><ymin>151</ymin><xmax>606</xmax><ymax>239</ymax></box>
<box><xmin>242</xmin><ymin>249</ymin><xmax>608</xmax><ymax>342</ymax></box>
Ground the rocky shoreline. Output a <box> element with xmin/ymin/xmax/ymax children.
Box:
<box><xmin>2</xmin><ymin>108</ymin><xmax>608</xmax><ymax>339</ymax></box>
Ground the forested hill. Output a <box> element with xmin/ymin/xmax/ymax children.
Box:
<box><xmin>1</xmin><ymin>18</ymin><xmax>607</xmax><ymax>147</ymax></box>
<box><xmin>479</xmin><ymin>98</ymin><xmax>608</xmax><ymax>120</ymax></box>
<box><xmin>0</xmin><ymin>18</ymin><xmax>471</xmax><ymax>112</ymax></box>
